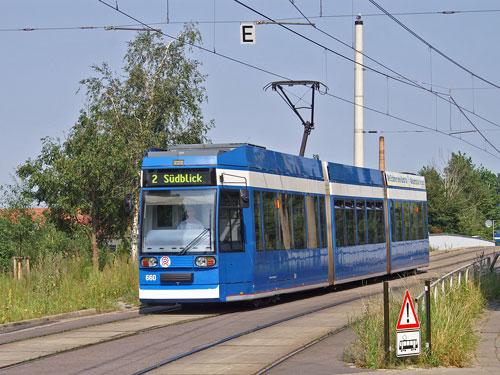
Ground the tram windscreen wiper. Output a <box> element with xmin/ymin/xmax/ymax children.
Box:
<box><xmin>178</xmin><ymin>228</ymin><xmax>210</xmax><ymax>255</ymax></box>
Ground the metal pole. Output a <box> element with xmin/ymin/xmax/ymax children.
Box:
<box><xmin>299</xmin><ymin>124</ymin><xmax>310</xmax><ymax>157</ymax></box>
<box><xmin>425</xmin><ymin>280</ymin><xmax>432</xmax><ymax>352</ymax></box>
<box><xmin>379</xmin><ymin>136</ymin><xmax>385</xmax><ymax>171</ymax></box>
<box><xmin>383</xmin><ymin>281</ymin><xmax>390</xmax><ymax>363</ymax></box>
<box><xmin>354</xmin><ymin>15</ymin><xmax>364</xmax><ymax>167</ymax></box>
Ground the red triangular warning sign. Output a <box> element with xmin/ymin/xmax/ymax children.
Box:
<box><xmin>396</xmin><ymin>290</ymin><xmax>420</xmax><ymax>330</ymax></box>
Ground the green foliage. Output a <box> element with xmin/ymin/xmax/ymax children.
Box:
<box><xmin>0</xmin><ymin>208</ymin><xmax>90</xmax><ymax>273</ymax></box>
<box><xmin>420</xmin><ymin>152</ymin><xmax>500</xmax><ymax>238</ymax></box>
<box><xmin>0</xmin><ymin>253</ymin><xmax>138</xmax><ymax>324</ymax></box>
<box><xmin>80</xmin><ymin>25</ymin><xmax>213</xmax><ymax>177</ymax></box>
<box><xmin>15</xmin><ymin>25</ymin><xmax>212</xmax><ymax>266</ymax></box>
<box><xmin>17</xmin><ymin>116</ymin><xmax>131</xmax><ymax>267</ymax></box>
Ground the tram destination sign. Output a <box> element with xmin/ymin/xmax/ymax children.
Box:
<box><xmin>143</xmin><ymin>168</ymin><xmax>216</xmax><ymax>188</ymax></box>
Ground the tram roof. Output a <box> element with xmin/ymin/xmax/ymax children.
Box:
<box><xmin>145</xmin><ymin>143</ymin><xmax>265</xmax><ymax>157</ymax></box>
<box><xmin>143</xmin><ymin>143</ymin><xmax>405</xmax><ymax>187</ymax></box>
<box><xmin>144</xmin><ymin>143</ymin><xmax>324</xmax><ymax>180</ymax></box>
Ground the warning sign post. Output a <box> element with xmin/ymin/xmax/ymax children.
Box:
<box><xmin>396</xmin><ymin>289</ymin><xmax>421</xmax><ymax>357</ymax></box>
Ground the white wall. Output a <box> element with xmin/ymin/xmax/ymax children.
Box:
<box><xmin>429</xmin><ymin>234</ymin><xmax>496</xmax><ymax>251</ymax></box>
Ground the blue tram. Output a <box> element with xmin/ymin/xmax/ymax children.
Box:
<box><xmin>138</xmin><ymin>143</ymin><xmax>429</xmax><ymax>303</ymax></box>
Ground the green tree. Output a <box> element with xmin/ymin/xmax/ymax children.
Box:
<box><xmin>17</xmin><ymin>115</ymin><xmax>130</xmax><ymax>267</ymax></box>
<box><xmin>17</xmin><ymin>25</ymin><xmax>212</xmax><ymax>266</ymax></box>
<box><xmin>420</xmin><ymin>152</ymin><xmax>500</xmax><ymax>239</ymax></box>
<box><xmin>79</xmin><ymin>25</ymin><xmax>212</xmax><ymax>259</ymax></box>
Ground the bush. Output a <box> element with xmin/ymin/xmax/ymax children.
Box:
<box><xmin>0</xmin><ymin>211</ymin><xmax>91</xmax><ymax>273</ymax></box>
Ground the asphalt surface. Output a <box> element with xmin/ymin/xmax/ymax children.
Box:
<box><xmin>265</xmin><ymin>301</ymin><xmax>500</xmax><ymax>375</ymax></box>
<box><xmin>0</xmin><ymin>247</ymin><xmax>498</xmax><ymax>374</ymax></box>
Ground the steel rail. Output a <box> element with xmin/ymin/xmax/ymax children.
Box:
<box><xmin>131</xmin><ymin>245</ymin><xmax>486</xmax><ymax>375</ymax></box>
<box><xmin>132</xmin><ymin>295</ymin><xmax>367</xmax><ymax>374</ymax></box>
<box><xmin>1</xmin><ymin>248</ymin><xmax>489</xmax><ymax>373</ymax></box>
<box><xmin>257</xmin><ymin>326</ymin><xmax>351</xmax><ymax>374</ymax></box>
<box><xmin>0</xmin><ymin>307</ymin><xmax>217</xmax><ymax>372</ymax></box>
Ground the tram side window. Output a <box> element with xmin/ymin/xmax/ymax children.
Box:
<box><xmin>219</xmin><ymin>190</ymin><xmax>244</xmax><ymax>252</ymax></box>
<box><xmin>345</xmin><ymin>200</ymin><xmax>356</xmax><ymax>246</ymax></box>
<box><xmin>334</xmin><ymin>199</ymin><xmax>346</xmax><ymax>247</ymax></box>
<box><xmin>375</xmin><ymin>201</ymin><xmax>386</xmax><ymax>243</ymax></box>
<box><xmin>423</xmin><ymin>203</ymin><xmax>429</xmax><ymax>239</ymax></box>
<box><xmin>263</xmin><ymin>191</ymin><xmax>279</xmax><ymax>251</ymax></box>
<box><xmin>293</xmin><ymin>194</ymin><xmax>306</xmax><ymax>249</ymax></box>
<box><xmin>319</xmin><ymin>196</ymin><xmax>327</xmax><ymax>248</ymax></box>
<box><xmin>356</xmin><ymin>200</ymin><xmax>367</xmax><ymax>245</ymax></box>
<box><xmin>367</xmin><ymin>201</ymin><xmax>377</xmax><ymax>244</ymax></box>
<box><xmin>394</xmin><ymin>201</ymin><xmax>403</xmax><ymax>242</ymax></box>
<box><xmin>404</xmin><ymin>201</ymin><xmax>411</xmax><ymax>241</ymax></box>
<box><xmin>390</xmin><ymin>202</ymin><xmax>396</xmax><ymax>242</ymax></box>
<box><xmin>278</xmin><ymin>193</ymin><xmax>293</xmax><ymax>250</ymax></box>
<box><xmin>410</xmin><ymin>202</ymin><xmax>418</xmax><ymax>240</ymax></box>
<box><xmin>306</xmin><ymin>196</ymin><xmax>319</xmax><ymax>248</ymax></box>
<box><xmin>418</xmin><ymin>202</ymin><xmax>425</xmax><ymax>239</ymax></box>
<box><xmin>253</xmin><ymin>191</ymin><xmax>263</xmax><ymax>252</ymax></box>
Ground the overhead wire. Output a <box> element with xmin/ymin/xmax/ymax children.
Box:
<box><xmin>362</xmin><ymin>0</ymin><xmax>500</xmax><ymax>146</ymax></box>
<box><xmin>233</xmin><ymin>0</ymin><xmax>446</xmax><ymax>96</ymax></box>
<box><xmin>368</xmin><ymin>0</ymin><xmax>500</xmax><ymax>90</ymax></box>
<box><xmin>449</xmin><ymin>95</ymin><xmax>500</xmax><ymax>154</ymax></box>
<box><xmin>284</xmin><ymin>0</ymin><xmax>500</xmax><ymax>151</ymax></box>
<box><xmin>4</xmin><ymin>6</ymin><xmax>496</xmax><ymax>125</ymax></box>
<box><xmin>97</xmin><ymin>0</ymin><xmax>288</xmax><ymax>81</ymax></box>
<box><xmin>237</xmin><ymin>0</ymin><xmax>500</xmax><ymax>133</ymax></box>
<box><xmin>330</xmin><ymin>90</ymin><xmax>500</xmax><ymax>159</ymax></box>
<box><xmin>3</xmin><ymin>8</ymin><xmax>500</xmax><ymax>32</ymax></box>
<box><xmin>95</xmin><ymin>0</ymin><xmax>500</xmax><ymax>160</ymax></box>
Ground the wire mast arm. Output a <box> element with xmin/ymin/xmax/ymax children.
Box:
<box><xmin>264</xmin><ymin>80</ymin><xmax>327</xmax><ymax>157</ymax></box>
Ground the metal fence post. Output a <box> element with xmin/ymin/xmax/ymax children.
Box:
<box><xmin>425</xmin><ymin>280</ymin><xmax>432</xmax><ymax>352</ymax></box>
<box><xmin>384</xmin><ymin>281</ymin><xmax>390</xmax><ymax>364</ymax></box>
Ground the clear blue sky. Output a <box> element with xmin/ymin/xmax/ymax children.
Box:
<box><xmin>1</xmin><ymin>0</ymin><xmax>500</xmax><ymax>191</ymax></box>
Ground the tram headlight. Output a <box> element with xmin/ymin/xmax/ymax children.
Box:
<box><xmin>141</xmin><ymin>257</ymin><xmax>158</xmax><ymax>268</ymax></box>
<box><xmin>195</xmin><ymin>256</ymin><xmax>216</xmax><ymax>267</ymax></box>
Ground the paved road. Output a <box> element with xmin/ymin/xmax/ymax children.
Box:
<box><xmin>0</xmin><ymin>247</ymin><xmax>497</xmax><ymax>374</ymax></box>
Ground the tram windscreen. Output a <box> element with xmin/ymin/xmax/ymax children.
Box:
<box><xmin>141</xmin><ymin>189</ymin><xmax>216</xmax><ymax>254</ymax></box>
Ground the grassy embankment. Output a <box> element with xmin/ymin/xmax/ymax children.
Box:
<box><xmin>345</xmin><ymin>270</ymin><xmax>500</xmax><ymax>369</ymax></box>
<box><xmin>0</xmin><ymin>254</ymin><xmax>139</xmax><ymax>324</ymax></box>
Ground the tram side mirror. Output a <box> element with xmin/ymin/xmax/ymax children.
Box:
<box><xmin>239</xmin><ymin>189</ymin><xmax>250</xmax><ymax>208</ymax></box>
<box><xmin>124</xmin><ymin>193</ymin><xmax>133</xmax><ymax>214</ymax></box>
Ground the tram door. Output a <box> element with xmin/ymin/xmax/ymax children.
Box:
<box><xmin>218</xmin><ymin>189</ymin><xmax>252</xmax><ymax>294</ymax></box>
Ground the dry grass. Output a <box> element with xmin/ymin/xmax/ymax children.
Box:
<box><xmin>0</xmin><ymin>254</ymin><xmax>139</xmax><ymax>324</ymax></box>
<box><xmin>345</xmin><ymin>272</ymin><xmax>495</xmax><ymax>369</ymax></box>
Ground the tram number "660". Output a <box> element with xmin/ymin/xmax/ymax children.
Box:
<box><xmin>145</xmin><ymin>274</ymin><xmax>157</xmax><ymax>281</ymax></box>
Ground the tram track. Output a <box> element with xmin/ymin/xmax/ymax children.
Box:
<box><xmin>426</xmin><ymin>247</ymin><xmax>494</xmax><ymax>274</ymax></box>
<box><xmin>131</xmin><ymin>247</ymin><xmax>498</xmax><ymax>374</ymax></box>
<box><xmin>132</xmin><ymin>295</ymin><xmax>365</xmax><ymax>375</ymax></box>
<box><xmin>0</xmin><ymin>247</ymin><xmax>495</xmax><ymax>374</ymax></box>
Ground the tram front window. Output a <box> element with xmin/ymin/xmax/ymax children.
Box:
<box><xmin>141</xmin><ymin>189</ymin><xmax>216</xmax><ymax>254</ymax></box>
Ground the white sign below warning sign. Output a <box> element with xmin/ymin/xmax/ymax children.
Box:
<box><xmin>396</xmin><ymin>330</ymin><xmax>421</xmax><ymax>357</ymax></box>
